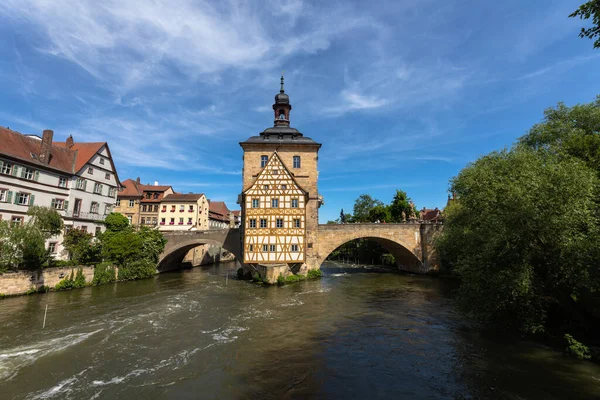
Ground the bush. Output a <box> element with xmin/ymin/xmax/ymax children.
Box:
<box><xmin>37</xmin><ymin>285</ymin><xmax>49</xmax><ymax>293</ymax></box>
<box><xmin>564</xmin><ymin>334</ymin><xmax>591</xmax><ymax>360</ymax></box>
<box><xmin>74</xmin><ymin>268</ymin><xmax>86</xmax><ymax>287</ymax></box>
<box><xmin>307</xmin><ymin>269</ymin><xmax>323</xmax><ymax>279</ymax></box>
<box><xmin>118</xmin><ymin>260</ymin><xmax>156</xmax><ymax>281</ymax></box>
<box><xmin>92</xmin><ymin>264</ymin><xmax>116</xmax><ymax>285</ymax></box>
<box><xmin>277</xmin><ymin>274</ymin><xmax>285</xmax><ymax>285</ymax></box>
<box><xmin>284</xmin><ymin>274</ymin><xmax>306</xmax><ymax>284</ymax></box>
<box><xmin>25</xmin><ymin>287</ymin><xmax>37</xmax><ymax>295</ymax></box>
<box><xmin>55</xmin><ymin>268</ymin><xmax>87</xmax><ymax>291</ymax></box>
<box><xmin>252</xmin><ymin>272</ymin><xmax>262</xmax><ymax>283</ymax></box>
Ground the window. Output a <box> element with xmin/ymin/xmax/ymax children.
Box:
<box><xmin>170</xmin><ymin>218</ymin><xmax>175</xmax><ymax>225</ymax></box>
<box><xmin>109</xmin><ymin>187</ymin><xmax>116</xmax><ymax>197</ymax></box>
<box><xmin>252</xmin><ymin>198</ymin><xmax>259</xmax><ymax>208</ymax></box>
<box><xmin>271</xmin><ymin>198</ymin><xmax>279</xmax><ymax>208</ymax></box>
<box><xmin>21</xmin><ymin>168</ymin><xmax>34</xmax><ymax>180</ymax></box>
<box><xmin>88</xmin><ymin>167</ymin><xmax>93</xmax><ymax>174</ymax></box>
<box><xmin>153</xmin><ymin>193</ymin><xmax>159</xmax><ymax>199</ymax></box>
<box><xmin>51</xmin><ymin>199</ymin><xmax>65</xmax><ymax>210</ymax></box>
<box><xmin>291</xmin><ymin>198</ymin><xmax>299</xmax><ymax>208</ymax></box>
<box><xmin>260</xmin><ymin>219</ymin><xmax>267</xmax><ymax>228</ymax></box>
<box><xmin>105</xmin><ymin>173</ymin><xmax>110</xmax><ymax>180</ymax></box>
<box><xmin>260</xmin><ymin>155</ymin><xmax>268</xmax><ymax>167</ymax></box>
<box><xmin>81</xmin><ymin>226</ymin><xmax>88</xmax><ymax>233</ymax></box>
<box><xmin>11</xmin><ymin>216</ymin><xmax>23</xmax><ymax>225</ymax></box>
<box><xmin>0</xmin><ymin>189</ymin><xmax>8</xmax><ymax>202</ymax></box>
<box><xmin>95</xmin><ymin>227</ymin><xmax>102</xmax><ymax>237</ymax></box>
<box><xmin>48</xmin><ymin>242</ymin><xmax>57</xmax><ymax>253</ymax></box>
<box><xmin>263</xmin><ymin>185</ymin><xmax>269</xmax><ymax>190</ymax></box>
<box><xmin>291</xmin><ymin>244</ymin><xmax>299</xmax><ymax>252</ymax></box>
<box><xmin>249</xmin><ymin>244</ymin><xmax>253</xmax><ymax>252</ymax></box>
<box><xmin>269</xmin><ymin>244</ymin><xmax>276</xmax><ymax>252</ymax></box>
<box><xmin>1</xmin><ymin>162</ymin><xmax>13</xmax><ymax>175</ymax></box>
<box><xmin>262</xmin><ymin>244</ymin><xmax>268</xmax><ymax>252</ymax></box>
<box><xmin>127</xmin><ymin>215</ymin><xmax>132</xmax><ymax>224</ymax></box>
<box><xmin>90</xmin><ymin>202</ymin><xmax>99</xmax><ymax>213</ymax></box>
<box><xmin>75</xmin><ymin>178</ymin><xmax>86</xmax><ymax>190</ymax></box>
<box><xmin>93</xmin><ymin>183</ymin><xmax>103</xmax><ymax>194</ymax></box>
<box><xmin>16</xmin><ymin>192</ymin><xmax>30</xmax><ymax>205</ymax></box>
<box><xmin>273</xmin><ymin>169</ymin><xmax>279</xmax><ymax>175</ymax></box>
<box><xmin>171</xmin><ymin>206</ymin><xmax>176</xmax><ymax>212</ymax></box>
<box><xmin>180</xmin><ymin>205</ymin><xmax>185</xmax><ymax>212</ymax></box>
<box><xmin>162</xmin><ymin>205</ymin><xmax>167</xmax><ymax>212</ymax></box>
<box><xmin>99</xmin><ymin>158</ymin><xmax>105</xmax><ymax>165</ymax></box>
<box><xmin>129</xmin><ymin>199</ymin><xmax>135</xmax><ymax>207</ymax></box>
<box><xmin>141</xmin><ymin>205</ymin><xmax>147</xmax><ymax>212</ymax></box>
<box><xmin>294</xmin><ymin>219</ymin><xmax>301</xmax><ymax>228</ymax></box>
<box><xmin>249</xmin><ymin>219</ymin><xmax>256</xmax><ymax>228</ymax></box>
<box><xmin>104</xmin><ymin>204</ymin><xmax>111</xmax><ymax>215</ymax></box>
<box><xmin>58</xmin><ymin>177</ymin><xmax>68</xmax><ymax>188</ymax></box>
<box><xmin>187</xmin><ymin>218</ymin><xmax>193</xmax><ymax>225</ymax></box>
<box><xmin>179</xmin><ymin>217</ymin><xmax>184</xmax><ymax>225</ymax></box>
<box><xmin>154</xmin><ymin>205</ymin><xmax>159</xmax><ymax>212</ymax></box>
<box><xmin>141</xmin><ymin>217</ymin><xmax>146</xmax><ymax>224</ymax></box>
<box><xmin>188</xmin><ymin>206</ymin><xmax>194</xmax><ymax>212</ymax></box>
<box><xmin>152</xmin><ymin>217</ymin><xmax>157</xmax><ymax>224</ymax></box>
<box><xmin>160</xmin><ymin>218</ymin><xmax>166</xmax><ymax>225</ymax></box>
<box><xmin>293</xmin><ymin>156</ymin><xmax>301</xmax><ymax>168</ymax></box>
<box><xmin>146</xmin><ymin>192</ymin><xmax>152</xmax><ymax>199</ymax></box>
<box><xmin>276</xmin><ymin>219</ymin><xmax>283</xmax><ymax>228</ymax></box>
<box><xmin>281</xmin><ymin>184</ymin><xmax>287</xmax><ymax>190</ymax></box>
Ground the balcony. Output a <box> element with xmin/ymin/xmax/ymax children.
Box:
<box><xmin>63</xmin><ymin>210</ymin><xmax>106</xmax><ymax>222</ymax></box>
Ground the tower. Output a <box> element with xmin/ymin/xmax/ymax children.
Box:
<box><xmin>240</xmin><ymin>76</ymin><xmax>322</xmax><ymax>276</ymax></box>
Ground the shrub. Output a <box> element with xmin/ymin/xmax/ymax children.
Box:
<box><xmin>285</xmin><ymin>274</ymin><xmax>300</xmax><ymax>284</ymax></box>
<box><xmin>118</xmin><ymin>259</ymin><xmax>156</xmax><ymax>281</ymax></box>
<box><xmin>0</xmin><ymin>293</ymin><xmax>5</xmax><ymax>299</ymax></box>
<box><xmin>73</xmin><ymin>268</ymin><xmax>86</xmax><ymax>288</ymax></box>
<box><xmin>277</xmin><ymin>274</ymin><xmax>285</xmax><ymax>285</ymax></box>
<box><xmin>37</xmin><ymin>285</ymin><xmax>49</xmax><ymax>293</ymax></box>
<box><xmin>252</xmin><ymin>272</ymin><xmax>262</xmax><ymax>283</ymax></box>
<box><xmin>25</xmin><ymin>287</ymin><xmax>37</xmax><ymax>295</ymax></box>
<box><xmin>307</xmin><ymin>269</ymin><xmax>323</xmax><ymax>279</ymax></box>
<box><xmin>92</xmin><ymin>264</ymin><xmax>117</xmax><ymax>285</ymax></box>
<box><xmin>564</xmin><ymin>334</ymin><xmax>591</xmax><ymax>360</ymax></box>
<box><xmin>55</xmin><ymin>270</ymin><xmax>75</xmax><ymax>291</ymax></box>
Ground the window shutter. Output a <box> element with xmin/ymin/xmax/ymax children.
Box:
<box><xmin>99</xmin><ymin>184</ymin><xmax>103</xmax><ymax>195</ymax></box>
<box><xmin>12</xmin><ymin>166</ymin><xmax>19</xmax><ymax>177</ymax></box>
<box><xmin>83</xmin><ymin>180</ymin><xmax>87</xmax><ymax>191</ymax></box>
<box><xmin>0</xmin><ymin>160</ymin><xmax>3</xmax><ymax>171</ymax></box>
<box><xmin>14</xmin><ymin>192</ymin><xmax>19</xmax><ymax>204</ymax></box>
<box><xmin>51</xmin><ymin>199</ymin><xmax>56</xmax><ymax>209</ymax></box>
<box><xmin>29</xmin><ymin>194</ymin><xmax>35</xmax><ymax>206</ymax></box>
<box><xmin>6</xmin><ymin>191</ymin><xmax>12</xmax><ymax>203</ymax></box>
<box><xmin>34</xmin><ymin>171</ymin><xmax>40</xmax><ymax>181</ymax></box>
<box><xmin>64</xmin><ymin>200</ymin><xmax>69</xmax><ymax>211</ymax></box>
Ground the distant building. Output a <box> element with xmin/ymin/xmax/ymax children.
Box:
<box><xmin>420</xmin><ymin>207</ymin><xmax>442</xmax><ymax>223</ymax></box>
<box><xmin>231</xmin><ymin>210</ymin><xmax>241</xmax><ymax>228</ymax></box>
<box><xmin>208</xmin><ymin>200</ymin><xmax>231</xmax><ymax>229</ymax></box>
<box><xmin>158</xmin><ymin>193</ymin><xmax>208</xmax><ymax>231</ymax></box>
<box><xmin>114</xmin><ymin>178</ymin><xmax>143</xmax><ymax>225</ymax></box>
<box><xmin>114</xmin><ymin>178</ymin><xmax>174</xmax><ymax>227</ymax></box>
<box><xmin>0</xmin><ymin>127</ymin><xmax>120</xmax><ymax>259</ymax></box>
<box><xmin>139</xmin><ymin>182</ymin><xmax>173</xmax><ymax>227</ymax></box>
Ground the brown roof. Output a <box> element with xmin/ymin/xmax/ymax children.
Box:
<box><xmin>162</xmin><ymin>193</ymin><xmax>204</xmax><ymax>202</ymax></box>
<box><xmin>420</xmin><ymin>208</ymin><xmax>441</xmax><ymax>221</ymax></box>
<box><xmin>232</xmin><ymin>210</ymin><xmax>240</xmax><ymax>216</ymax></box>
<box><xmin>118</xmin><ymin>179</ymin><xmax>143</xmax><ymax>198</ymax></box>
<box><xmin>0</xmin><ymin>127</ymin><xmax>76</xmax><ymax>173</ymax></box>
<box><xmin>209</xmin><ymin>201</ymin><xmax>231</xmax><ymax>222</ymax></box>
<box><xmin>138</xmin><ymin>184</ymin><xmax>173</xmax><ymax>192</ymax></box>
<box><xmin>55</xmin><ymin>141</ymin><xmax>105</xmax><ymax>173</ymax></box>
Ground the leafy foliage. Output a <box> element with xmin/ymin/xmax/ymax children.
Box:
<box><xmin>307</xmin><ymin>269</ymin><xmax>323</xmax><ymax>279</ymax></box>
<box><xmin>104</xmin><ymin>212</ymin><xmax>130</xmax><ymax>232</ymax></box>
<box><xmin>27</xmin><ymin>206</ymin><xmax>64</xmax><ymax>237</ymax></box>
<box><xmin>352</xmin><ymin>194</ymin><xmax>384</xmax><ymax>222</ymax></box>
<box><xmin>63</xmin><ymin>229</ymin><xmax>100</xmax><ymax>265</ymax></box>
<box><xmin>55</xmin><ymin>268</ymin><xmax>87</xmax><ymax>291</ymax></box>
<box><xmin>117</xmin><ymin>259</ymin><xmax>156</xmax><ymax>280</ymax></box>
<box><xmin>569</xmin><ymin>0</ymin><xmax>600</xmax><ymax>48</ymax></box>
<box><xmin>564</xmin><ymin>334</ymin><xmax>592</xmax><ymax>360</ymax></box>
<box><xmin>389</xmin><ymin>190</ymin><xmax>412</xmax><ymax>222</ymax></box>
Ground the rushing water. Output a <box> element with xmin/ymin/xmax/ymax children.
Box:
<box><xmin>1</xmin><ymin>261</ymin><xmax>599</xmax><ymax>399</ymax></box>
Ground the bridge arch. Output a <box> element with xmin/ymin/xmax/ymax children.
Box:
<box><xmin>313</xmin><ymin>224</ymin><xmax>427</xmax><ymax>274</ymax></box>
<box><xmin>158</xmin><ymin>229</ymin><xmax>242</xmax><ymax>272</ymax></box>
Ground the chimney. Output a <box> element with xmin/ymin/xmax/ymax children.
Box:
<box><xmin>136</xmin><ymin>177</ymin><xmax>140</xmax><ymax>184</ymax></box>
<box><xmin>154</xmin><ymin>180</ymin><xmax>159</xmax><ymax>186</ymax></box>
<box><xmin>66</xmin><ymin>135</ymin><xmax>74</xmax><ymax>149</ymax></box>
<box><xmin>39</xmin><ymin>129</ymin><xmax>54</xmax><ymax>165</ymax></box>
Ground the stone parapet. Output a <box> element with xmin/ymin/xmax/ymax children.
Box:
<box><xmin>0</xmin><ymin>265</ymin><xmax>96</xmax><ymax>296</ymax></box>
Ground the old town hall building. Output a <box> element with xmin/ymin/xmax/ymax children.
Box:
<box><xmin>240</xmin><ymin>77</ymin><xmax>322</xmax><ymax>271</ymax></box>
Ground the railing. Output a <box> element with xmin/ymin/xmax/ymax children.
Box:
<box><xmin>63</xmin><ymin>211</ymin><xmax>106</xmax><ymax>221</ymax></box>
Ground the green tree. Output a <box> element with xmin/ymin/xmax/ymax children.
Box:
<box><xmin>570</xmin><ymin>0</ymin><xmax>600</xmax><ymax>48</ymax></box>
<box><xmin>352</xmin><ymin>194</ymin><xmax>383</xmax><ymax>222</ymax></box>
<box><xmin>438</xmin><ymin>147</ymin><xmax>600</xmax><ymax>334</ymax></box>
<box><xmin>63</xmin><ymin>229</ymin><xmax>97</xmax><ymax>264</ymax></box>
<box><xmin>104</xmin><ymin>212</ymin><xmax>131</xmax><ymax>232</ymax></box>
<box><xmin>388</xmin><ymin>189</ymin><xmax>412</xmax><ymax>222</ymax></box>
<box><xmin>101</xmin><ymin>230</ymin><xmax>142</xmax><ymax>266</ymax></box>
<box><xmin>137</xmin><ymin>226</ymin><xmax>167</xmax><ymax>264</ymax></box>
<box><xmin>27</xmin><ymin>206</ymin><xmax>64</xmax><ymax>237</ymax></box>
<box><xmin>368</xmin><ymin>204</ymin><xmax>391</xmax><ymax>222</ymax></box>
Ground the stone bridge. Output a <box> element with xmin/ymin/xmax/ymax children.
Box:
<box><xmin>158</xmin><ymin>223</ymin><xmax>442</xmax><ymax>275</ymax></box>
<box><xmin>158</xmin><ymin>229</ymin><xmax>242</xmax><ymax>272</ymax></box>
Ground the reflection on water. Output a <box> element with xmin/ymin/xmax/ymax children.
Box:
<box><xmin>0</xmin><ymin>261</ymin><xmax>598</xmax><ymax>399</ymax></box>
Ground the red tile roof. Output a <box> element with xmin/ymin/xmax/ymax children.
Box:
<box><xmin>163</xmin><ymin>193</ymin><xmax>205</xmax><ymax>202</ymax></box>
<box><xmin>209</xmin><ymin>201</ymin><xmax>231</xmax><ymax>222</ymax></box>
<box><xmin>55</xmin><ymin>141</ymin><xmax>105</xmax><ymax>173</ymax></box>
<box><xmin>118</xmin><ymin>179</ymin><xmax>143</xmax><ymax>198</ymax></box>
<box><xmin>138</xmin><ymin>184</ymin><xmax>173</xmax><ymax>192</ymax></box>
<box><xmin>0</xmin><ymin>127</ymin><xmax>76</xmax><ymax>173</ymax></box>
<box><xmin>420</xmin><ymin>208</ymin><xmax>441</xmax><ymax>221</ymax></box>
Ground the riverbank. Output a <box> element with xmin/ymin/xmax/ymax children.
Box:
<box><xmin>0</xmin><ymin>266</ymin><xmax>99</xmax><ymax>296</ymax></box>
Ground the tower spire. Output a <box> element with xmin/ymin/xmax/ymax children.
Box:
<box><xmin>273</xmin><ymin>75</ymin><xmax>291</xmax><ymax>127</ymax></box>
<box><xmin>280</xmin><ymin>74</ymin><xmax>285</xmax><ymax>93</ymax></box>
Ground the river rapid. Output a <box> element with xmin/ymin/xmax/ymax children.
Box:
<box><xmin>1</xmin><ymin>261</ymin><xmax>599</xmax><ymax>399</ymax></box>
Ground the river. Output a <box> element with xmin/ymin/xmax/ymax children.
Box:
<box><xmin>0</xmin><ymin>261</ymin><xmax>599</xmax><ymax>399</ymax></box>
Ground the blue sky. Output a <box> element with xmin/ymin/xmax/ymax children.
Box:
<box><xmin>1</xmin><ymin>0</ymin><xmax>599</xmax><ymax>223</ymax></box>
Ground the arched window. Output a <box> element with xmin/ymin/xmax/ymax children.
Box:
<box><xmin>278</xmin><ymin>109</ymin><xmax>286</xmax><ymax>120</ymax></box>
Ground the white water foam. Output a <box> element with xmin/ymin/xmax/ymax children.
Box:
<box><xmin>0</xmin><ymin>330</ymin><xmax>103</xmax><ymax>381</ymax></box>
<box><xmin>27</xmin><ymin>368</ymin><xmax>89</xmax><ymax>399</ymax></box>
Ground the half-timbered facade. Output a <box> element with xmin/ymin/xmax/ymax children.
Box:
<box><xmin>240</xmin><ymin>76</ymin><xmax>322</xmax><ymax>271</ymax></box>
<box><xmin>243</xmin><ymin>152</ymin><xmax>307</xmax><ymax>263</ymax></box>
